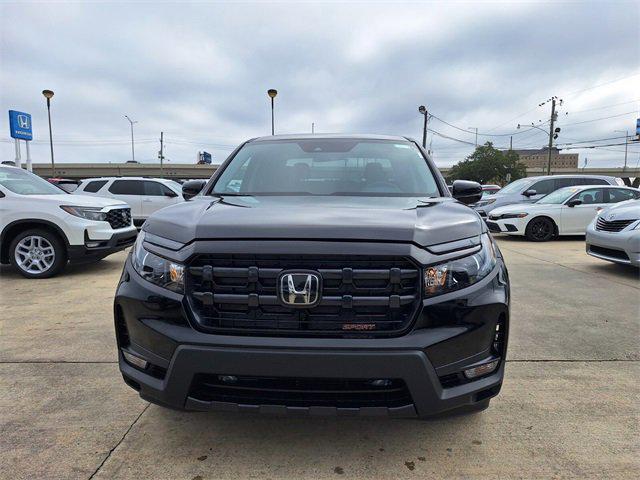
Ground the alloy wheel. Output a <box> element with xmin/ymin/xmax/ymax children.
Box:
<box><xmin>14</xmin><ymin>235</ymin><xmax>56</xmax><ymax>274</ymax></box>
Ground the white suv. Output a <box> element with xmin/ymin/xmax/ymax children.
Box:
<box><xmin>74</xmin><ymin>177</ymin><xmax>183</xmax><ymax>226</ymax></box>
<box><xmin>0</xmin><ymin>166</ymin><xmax>138</xmax><ymax>278</ymax></box>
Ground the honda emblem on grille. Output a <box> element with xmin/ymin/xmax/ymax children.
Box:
<box><xmin>278</xmin><ymin>271</ymin><xmax>321</xmax><ymax>307</ymax></box>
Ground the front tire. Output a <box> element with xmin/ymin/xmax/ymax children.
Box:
<box><xmin>525</xmin><ymin>217</ymin><xmax>555</xmax><ymax>242</ymax></box>
<box><xmin>9</xmin><ymin>229</ymin><xmax>67</xmax><ymax>278</ymax></box>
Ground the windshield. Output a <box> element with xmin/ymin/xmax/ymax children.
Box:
<box><xmin>498</xmin><ymin>178</ymin><xmax>530</xmax><ymax>195</ymax></box>
<box><xmin>0</xmin><ymin>167</ymin><xmax>65</xmax><ymax>195</ymax></box>
<box><xmin>165</xmin><ymin>180</ymin><xmax>183</xmax><ymax>191</ymax></box>
<box><xmin>211</xmin><ymin>139</ymin><xmax>440</xmax><ymax>197</ymax></box>
<box><xmin>536</xmin><ymin>186</ymin><xmax>581</xmax><ymax>204</ymax></box>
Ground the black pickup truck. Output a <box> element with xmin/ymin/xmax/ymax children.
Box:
<box><xmin>114</xmin><ymin>134</ymin><xmax>509</xmax><ymax>418</ymax></box>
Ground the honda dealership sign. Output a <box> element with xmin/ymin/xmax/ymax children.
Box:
<box><xmin>9</xmin><ymin>110</ymin><xmax>33</xmax><ymax>140</ymax></box>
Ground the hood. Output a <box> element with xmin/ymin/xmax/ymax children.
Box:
<box><xmin>144</xmin><ymin>195</ymin><xmax>484</xmax><ymax>247</ymax></box>
<box><xmin>599</xmin><ymin>199</ymin><xmax>640</xmax><ymax>221</ymax></box>
<box><xmin>27</xmin><ymin>193</ymin><xmax>129</xmax><ymax>208</ymax></box>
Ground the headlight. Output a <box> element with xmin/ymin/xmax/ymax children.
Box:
<box><xmin>424</xmin><ymin>233</ymin><xmax>497</xmax><ymax>297</ymax></box>
<box><xmin>476</xmin><ymin>198</ymin><xmax>497</xmax><ymax>207</ymax></box>
<box><xmin>497</xmin><ymin>213</ymin><xmax>528</xmax><ymax>219</ymax></box>
<box><xmin>131</xmin><ymin>231</ymin><xmax>184</xmax><ymax>293</ymax></box>
<box><xmin>60</xmin><ymin>205</ymin><xmax>107</xmax><ymax>221</ymax></box>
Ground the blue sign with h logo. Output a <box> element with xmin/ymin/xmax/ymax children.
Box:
<box><xmin>9</xmin><ymin>110</ymin><xmax>33</xmax><ymax>140</ymax></box>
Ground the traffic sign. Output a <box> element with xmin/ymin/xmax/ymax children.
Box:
<box><xmin>9</xmin><ymin>110</ymin><xmax>33</xmax><ymax>140</ymax></box>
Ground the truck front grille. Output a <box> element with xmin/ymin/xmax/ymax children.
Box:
<box><xmin>105</xmin><ymin>208</ymin><xmax>132</xmax><ymax>229</ymax></box>
<box><xmin>595</xmin><ymin>217</ymin><xmax>636</xmax><ymax>232</ymax></box>
<box><xmin>187</xmin><ymin>254</ymin><xmax>421</xmax><ymax>337</ymax></box>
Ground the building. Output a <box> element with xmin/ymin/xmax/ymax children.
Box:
<box><xmin>509</xmin><ymin>147</ymin><xmax>579</xmax><ymax>169</ymax></box>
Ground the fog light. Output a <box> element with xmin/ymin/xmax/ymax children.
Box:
<box><xmin>122</xmin><ymin>350</ymin><xmax>148</xmax><ymax>369</ymax></box>
<box><xmin>219</xmin><ymin>375</ymin><xmax>237</xmax><ymax>383</ymax></box>
<box><xmin>86</xmin><ymin>241</ymin><xmax>101</xmax><ymax>248</ymax></box>
<box><xmin>370</xmin><ymin>379</ymin><xmax>392</xmax><ymax>387</ymax></box>
<box><xmin>463</xmin><ymin>359</ymin><xmax>499</xmax><ymax>379</ymax></box>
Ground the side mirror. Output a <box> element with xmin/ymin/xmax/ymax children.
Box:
<box><xmin>566</xmin><ymin>199</ymin><xmax>582</xmax><ymax>207</ymax></box>
<box><xmin>164</xmin><ymin>190</ymin><xmax>178</xmax><ymax>198</ymax></box>
<box><xmin>523</xmin><ymin>189</ymin><xmax>537</xmax><ymax>197</ymax></box>
<box><xmin>451</xmin><ymin>180</ymin><xmax>482</xmax><ymax>205</ymax></box>
<box><xmin>182</xmin><ymin>180</ymin><xmax>206</xmax><ymax>200</ymax></box>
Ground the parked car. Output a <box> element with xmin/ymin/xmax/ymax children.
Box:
<box><xmin>48</xmin><ymin>177</ymin><xmax>80</xmax><ymax>193</ymax></box>
<box><xmin>486</xmin><ymin>185</ymin><xmax>640</xmax><ymax>241</ymax></box>
<box><xmin>74</xmin><ymin>177</ymin><xmax>183</xmax><ymax>226</ymax></box>
<box><xmin>482</xmin><ymin>184</ymin><xmax>501</xmax><ymax>196</ymax></box>
<box><xmin>0</xmin><ymin>166</ymin><xmax>137</xmax><ymax>278</ymax></box>
<box><xmin>586</xmin><ymin>199</ymin><xmax>640</xmax><ymax>267</ymax></box>
<box><xmin>115</xmin><ymin>134</ymin><xmax>510</xmax><ymax>419</ymax></box>
<box><xmin>472</xmin><ymin>175</ymin><xmax>618</xmax><ymax>218</ymax></box>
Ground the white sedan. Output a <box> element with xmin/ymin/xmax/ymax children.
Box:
<box><xmin>486</xmin><ymin>185</ymin><xmax>640</xmax><ymax>241</ymax></box>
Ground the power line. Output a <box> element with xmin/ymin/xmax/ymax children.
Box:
<box><xmin>567</xmin><ymin>99</ymin><xmax>640</xmax><ymax>114</ymax></box>
<box><xmin>559</xmin><ymin>111</ymin><xmax>637</xmax><ymax>126</ymax></box>
<box><xmin>562</xmin><ymin>72</ymin><xmax>640</xmax><ymax>97</ymax></box>
<box><xmin>429</xmin><ymin>113</ymin><xmax>539</xmax><ymax>137</ymax></box>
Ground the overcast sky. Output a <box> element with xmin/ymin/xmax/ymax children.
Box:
<box><xmin>1</xmin><ymin>0</ymin><xmax>639</xmax><ymax>168</ymax></box>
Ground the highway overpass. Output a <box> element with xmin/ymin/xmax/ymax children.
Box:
<box><xmin>26</xmin><ymin>163</ymin><xmax>640</xmax><ymax>186</ymax></box>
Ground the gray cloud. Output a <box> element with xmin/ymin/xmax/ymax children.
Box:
<box><xmin>1</xmin><ymin>1</ymin><xmax>638</xmax><ymax>167</ymax></box>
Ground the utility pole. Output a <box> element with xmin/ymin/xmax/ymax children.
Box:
<box><xmin>312</xmin><ymin>122</ymin><xmax>315</xmax><ymax>134</ymax></box>
<box><xmin>546</xmin><ymin>97</ymin><xmax>557</xmax><ymax>175</ymax></box>
<box><xmin>124</xmin><ymin>115</ymin><xmax>137</xmax><ymax>162</ymax></box>
<box><xmin>159</xmin><ymin>131</ymin><xmax>165</xmax><ymax>177</ymax></box>
<box><xmin>509</xmin><ymin>136</ymin><xmax>513</xmax><ymax>151</ymax></box>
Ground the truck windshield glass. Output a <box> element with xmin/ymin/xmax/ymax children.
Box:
<box><xmin>211</xmin><ymin>139</ymin><xmax>440</xmax><ymax>197</ymax></box>
<box><xmin>0</xmin><ymin>167</ymin><xmax>65</xmax><ymax>195</ymax></box>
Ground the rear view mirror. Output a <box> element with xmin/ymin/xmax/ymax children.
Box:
<box><xmin>523</xmin><ymin>189</ymin><xmax>537</xmax><ymax>197</ymax></box>
<box><xmin>566</xmin><ymin>199</ymin><xmax>582</xmax><ymax>207</ymax></box>
<box><xmin>451</xmin><ymin>180</ymin><xmax>482</xmax><ymax>205</ymax></box>
<box><xmin>182</xmin><ymin>180</ymin><xmax>206</xmax><ymax>200</ymax></box>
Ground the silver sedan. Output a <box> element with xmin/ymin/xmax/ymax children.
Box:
<box><xmin>586</xmin><ymin>199</ymin><xmax>640</xmax><ymax>267</ymax></box>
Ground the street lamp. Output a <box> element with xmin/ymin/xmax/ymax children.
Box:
<box><xmin>614</xmin><ymin>130</ymin><xmax>629</xmax><ymax>170</ymax></box>
<box><xmin>418</xmin><ymin>105</ymin><xmax>428</xmax><ymax>148</ymax></box>
<box><xmin>267</xmin><ymin>89</ymin><xmax>278</xmax><ymax>135</ymax></box>
<box><xmin>124</xmin><ymin>115</ymin><xmax>137</xmax><ymax>162</ymax></box>
<box><xmin>42</xmin><ymin>89</ymin><xmax>55</xmax><ymax>177</ymax></box>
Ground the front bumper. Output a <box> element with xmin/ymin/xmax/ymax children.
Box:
<box><xmin>586</xmin><ymin>226</ymin><xmax>640</xmax><ymax>267</ymax></box>
<box><xmin>486</xmin><ymin>217</ymin><xmax>526</xmax><ymax>235</ymax></box>
<box><xmin>68</xmin><ymin>228</ymin><xmax>137</xmax><ymax>263</ymax></box>
<box><xmin>114</xmin><ymin>241</ymin><xmax>509</xmax><ymax>418</ymax></box>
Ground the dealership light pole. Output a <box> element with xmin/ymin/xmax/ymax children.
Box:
<box><xmin>418</xmin><ymin>105</ymin><xmax>428</xmax><ymax>148</ymax></box>
<box><xmin>42</xmin><ymin>90</ymin><xmax>55</xmax><ymax>177</ymax></box>
<box><xmin>468</xmin><ymin>127</ymin><xmax>478</xmax><ymax>147</ymax></box>
<box><xmin>614</xmin><ymin>130</ymin><xmax>629</xmax><ymax>170</ymax></box>
<box><xmin>124</xmin><ymin>115</ymin><xmax>137</xmax><ymax>162</ymax></box>
<box><xmin>267</xmin><ymin>89</ymin><xmax>278</xmax><ymax>135</ymax></box>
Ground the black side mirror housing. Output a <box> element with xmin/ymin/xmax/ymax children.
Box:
<box><xmin>451</xmin><ymin>180</ymin><xmax>482</xmax><ymax>205</ymax></box>
<box><xmin>165</xmin><ymin>190</ymin><xmax>178</xmax><ymax>198</ymax></box>
<box><xmin>566</xmin><ymin>199</ymin><xmax>582</xmax><ymax>207</ymax></box>
<box><xmin>182</xmin><ymin>180</ymin><xmax>206</xmax><ymax>200</ymax></box>
<box><xmin>523</xmin><ymin>189</ymin><xmax>537</xmax><ymax>197</ymax></box>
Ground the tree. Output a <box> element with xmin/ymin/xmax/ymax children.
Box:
<box><xmin>447</xmin><ymin>142</ymin><xmax>527</xmax><ymax>185</ymax></box>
